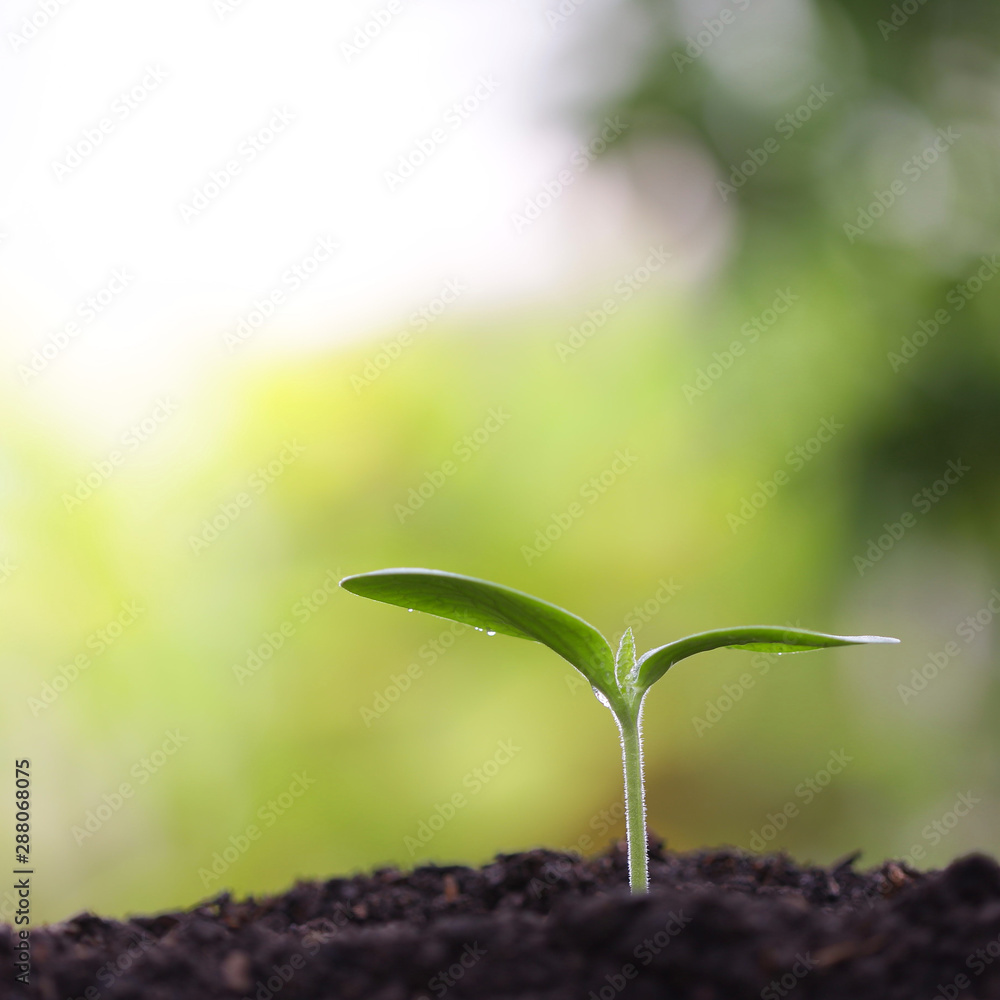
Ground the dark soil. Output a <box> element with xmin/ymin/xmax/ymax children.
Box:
<box><xmin>5</xmin><ymin>837</ymin><xmax>1000</xmax><ymax>999</ymax></box>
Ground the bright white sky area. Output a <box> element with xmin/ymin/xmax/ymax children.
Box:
<box><xmin>1</xmin><ymin>0</ymin><xmax>724</xmax><ymax>439</ymax></box>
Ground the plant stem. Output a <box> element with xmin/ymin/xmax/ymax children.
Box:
<box><xmin>617</xmin><ymin>706</ymin><xmax>648</xmax><ymax>892</ymax></box>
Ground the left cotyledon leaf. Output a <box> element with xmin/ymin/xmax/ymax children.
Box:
<box><xmin>340</xmin><ymin>568</ymin><xmax>616</xmax><ymax>694</ymax></box>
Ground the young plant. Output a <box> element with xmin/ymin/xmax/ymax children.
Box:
<box><xmin>340</xmin><ymin>568</ymin><xmax>899</xmax><ymax>893</ymax></box>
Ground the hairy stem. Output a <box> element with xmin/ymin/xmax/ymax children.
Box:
<box><xmin>617</xmin><ymin>705</ymin><xmax>648</xmax><ymax>892</ymax></box>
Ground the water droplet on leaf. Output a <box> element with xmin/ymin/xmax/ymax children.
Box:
<box><xmin>486</xmin><ymin>630</ymin><xmax>496</xmax><ymax>636</ymax></box>
<box><xmin>592</xmin><ymin>686</ymin><xmax>612</xmax><ymax>709</ymax></box>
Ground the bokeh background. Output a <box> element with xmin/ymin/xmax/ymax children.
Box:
<box><xmin>3</xmin><ymin>0</ymin><xmax>1000</xmax><ymax>924</ymax></box>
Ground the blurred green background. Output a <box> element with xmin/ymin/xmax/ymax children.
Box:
<box><xmin>5</xmin><ymin>0</ymin><xmax>1000</xmax><ymax>924</ymax></box>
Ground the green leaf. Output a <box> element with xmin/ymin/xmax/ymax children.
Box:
<box><xmin>340</xmin><ymin>569</ymin><xmax>616</xmax><ymax>694</ymax></box>
<box><xmin>635</xmin><ymin>626</ymin><xmax>900</xmax><ymax>690</ymax></box>
<box><xmin>615</xmin><ymin>627</ymin><xmax>636</xmax><ymax>689</ymax></box>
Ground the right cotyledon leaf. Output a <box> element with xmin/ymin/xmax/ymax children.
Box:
<box><xmin>635</xmin><ymin>626</ymin><xmax>900</xmax><ymax>691</ymax></box>
<box><xmin>340</xmin><ymin>568</ymin><xmax>617</xmax><ymax>695</ymax></box>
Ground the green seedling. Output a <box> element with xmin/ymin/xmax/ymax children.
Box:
<box><xmin>340</xmin><ymin>568</ymin><xmax>899</xmax><ymax>893</ymax></box>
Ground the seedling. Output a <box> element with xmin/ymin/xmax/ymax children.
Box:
<box><xmin>340</xmin><ymin>568</ymin><xmax>899</xmax><ymax>893</ymax></box>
